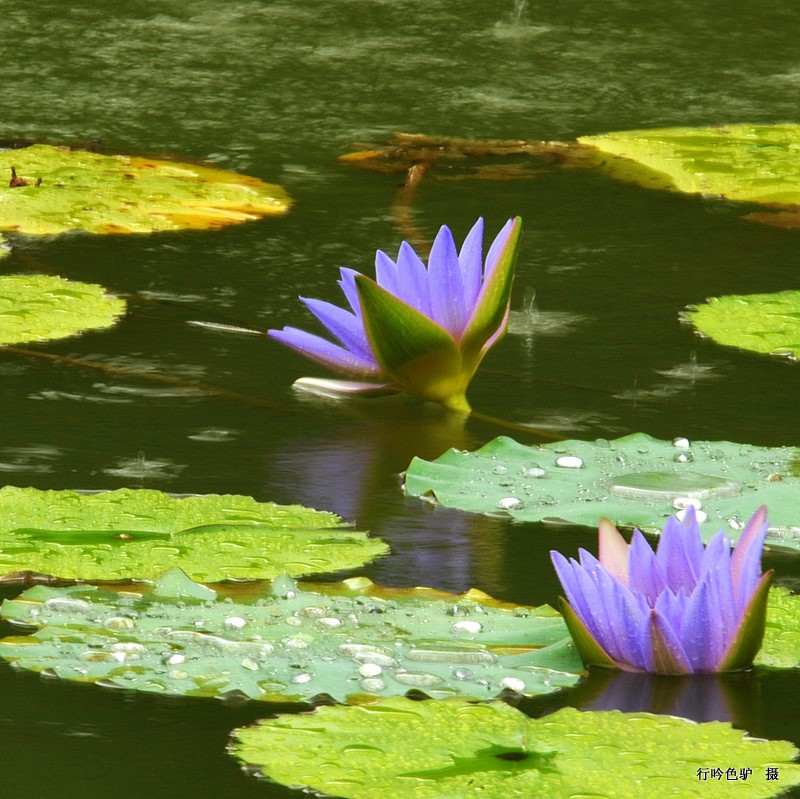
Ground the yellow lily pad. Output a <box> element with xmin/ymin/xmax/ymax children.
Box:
<box><xmin>0</xmin><ymin>144</ymin><xmax>290</xmax><ymax>235</ymax></box>
<box><xmin>578</xmin><ymin>124</ymin><xmax>800</xmax><ymax>206</ymax></box>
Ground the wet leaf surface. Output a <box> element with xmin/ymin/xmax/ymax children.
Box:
<box><xmin>0</xmin><ymin>274</ymin><xmax>125</xmax><ymax>345</ymax></box>
<box><xmin>0</xmin><ymin>487</ymin><xmax>386</xmax><ymax>582</ymax></box>
<box><xmin>0</xmin><ymin>571</ymin><xmax>581</xmax><ymax>702</ymax></box>
<box><xmin>0</xmin><ymin>144</ymin><xmax>290</xmax><ymax>235</ymax></box>
<box><xmin>759</xmin><ymin>587</ymin><xmax>800</xmax><ymax>669</ymax></box>
<box><xmin>404</xmin><ymin>433</ymin><xmax>800</xmax><ymax>552</ymax></box>
<box><xmin>578</xmin><ymin>123</ymin><xmax>800</xmax><ymax>208</ymax></box>
<box><xmin>230</xmin><ymin>696</ymin><xmax>800</xmax><ymax>798</ymax></box>
<box><xmin>684</xmin><ymin>290</ymin><xmax>800</xmax><ymax>362</ymax></box>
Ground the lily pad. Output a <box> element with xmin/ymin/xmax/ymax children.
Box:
<box><xmin>404</xmin><ymin>433</ymin><xmax>800</xmax><ymax>552</ymax></box>
<box><xmin>578</xmin><ymin>124</ymin><xmax>800</xmax><ymax>206</ymax></box>
<box><xmin>758</xmin><ymin>587</ymin><xmax>800</xmax><ymax>669</ymax></box>
<box><xmin>0</xmin><ymin>486</ymin><xmax>386</xmax><ymax>582</ymax></box>
<box><xmin>684</xmin><ymin>290</ymin><xmax>800</xmax><ymax>362</ymax></box>
<box><xmin>230</xmin><ymin>696</ymin><xmax>800</xmax><ymax>799</ymax></box>
<box><xmin>0</xmin><ymin>144</ymin><xmax>290</xmax><ymax>235</ymax></box>
<box><xmin>0</xmin><ymin>571</ymin><xmax>581</xmax><ymax>702</ymax></box>
<box><xmin>0</xmin><ymin>274</ymin><xmax>125</xmax><ymax>345</ymax></box>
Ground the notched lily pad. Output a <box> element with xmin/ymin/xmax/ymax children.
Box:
<box><xmin>404</xmin><ymin>433</ymin><xmax>800</xmax><ymax>551</ymax></box>
<box><xmin>684</xmin><ymin>290</ymin><xmax>800</xmax><ymax>362</ymax></box>
<box><xmin>0</xmin><ymin>486</ymin><xmax>386</xmax><ymax>582</ymax></box>
<box><xmin>0</xmin><ymin>274</ymin><xmax>125</xmax><ymax>345</ymax></box>
<box><xmin>0</xmin><ymin>144</ymin><xmax>290</xmax><ymax>236</ymax></box>
<box><xmin>0</xmin><ymin>571</ymin><xmax>581</xmax><ymax>702</ymax></box>
<box><xmin>230</xmin><ymin>696</ymin><xmax>800</xmax><ymax>799</ymax></box>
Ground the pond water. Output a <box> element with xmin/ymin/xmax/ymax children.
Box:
<box><xmin>1</xmin><ymin>1</ymin><xmax>799</xmax><ymax>796</ymax></box>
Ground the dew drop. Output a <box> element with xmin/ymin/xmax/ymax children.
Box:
<box><xmin>500</xmin><ymin>676</ymin><xmax>526</xmax><ymax>692</ymax></box>
<box><xmin>672</xmin><ymin>436</ymin><xmax>691</xmax><ymax>448</ymax></box>
<box><xmin>360</xmin><ymin>677</ymin><xmax>385</xmax><ymax>692</ymax></box>
<box><xmin>359</xmin><ymin>663</ymin><xmax>383</xmax><ymax>678</ymax></box>
<box><xmin>453</xmin><ymin>668</ymin><xmax>474</xmax><ymax>681</ymax></box>
<box><xmin>497</xmin><ymin>497</ymin><xmax>523</xmax><ymax>511</ymax></box>
<box><xmin>492</xmin><ymin>465</ymin><xmax>508</xmax><ymax>475</ymax></box>
<box><xmin>673</xmin><ymin>451</ymin><xmax>694</xmax><ymax>463</ymax></box>
<box><xmin>164</xmin><ymin>653</ymin><xmax>186</xmax><ymax>666</ymax></box>
<box><xmin>290</xmin><ymin>672</ymin><xmax>313</xmax><ymax>684</ymax></box>
<box><xmin>44</xmin><ymin>597</ymin><xmax>92</xmax><ymax>613</ymax></box>
<box><xmin>521</xmin><ymin>462</ymin><xmax>547</xmax><ymax>479</ymax></box>
<box><xmin>392</xmin><ymin>671</ymin><xmax>444</xmax><ymax>687</ymax></box>
<box><xmin>555</xmin><ymin>456</ymin><xmax>584</xmax><ymax>469</ymax></box>
<box><xmin>318</xmin><ymin>617</ymin><xmax>343</xmax><ymax>629</ymax></box>
<box><xmin>451</xmin><ymin>620</ymin><xmax>482</xmax><ymax>635</ymax></box>
<box><xmin>241</xmin><ymin>658</ymin><xmax>260</xmax><ymax>671</ymax></box>
<box><xmin>104</xmin><ymin>616</ymin><xmax>136</xmax><ymax>631</ymax></box>
<box><xmin>223</xmin><ymin>616</ymin><xmax>247</xmax><ymax>631</ymax></box>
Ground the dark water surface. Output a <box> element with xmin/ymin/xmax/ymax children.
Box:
<box><xmin>1</xmin><ymin>1</ymin><xmax>800</xmax><ymax>796</ymax></box>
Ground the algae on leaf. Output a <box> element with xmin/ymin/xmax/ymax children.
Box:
<box><xmin>0</xmin><ymin>572</ymin><xmax>581</xmax><ymax>702</ymax></box>
<box><xmin>230</xmin><ymin>696</ymin><xmax>800</xmax><ymax>799</ymax></box>
<box><xmin>0</xmin><ymin>486</ymin><xmax>386</xmax><ymax>582</ymax></box>
<box><xmin>0</xmin><ymin>144</ymin><xmax>290</xmax><ymax>235</ymax></box>
<box><xmin>685</xmin><ymin>290</ymin><xmax>800</xmax><ymax>362</ymax></box>
<box><xmin>404</xmin><ymin>433</ymin><xmax>800</xmax><ymax>552</ymax></box>
<box><xmin>0</xmin><ymin>274</ymin><xmax>125</xmax><ymax>345</ymax></box>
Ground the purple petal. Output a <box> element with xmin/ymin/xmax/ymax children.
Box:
<box><xmin>482</xmin><ymin>217</ymin><xmax>516</xmax><ymax>282</ymax></box>
<box><xmin>337</xmin><ymin>268</ymin><xmax>364</xmax><ymax>316</ymax></box>
<box><xmin>655</xmin><ymin>511</ymin><xmax>703</xmax><ymax>594</ymax></box>
<box><xmin>680</xmin><ymin>578</ymin><xmax>724</xmax><ymax>672</ymax></box>
<box><xmin>648</xmin><ymin>610</ymin><xmax>694</xmax><ymax>674</ymax></box>
<box><xmin>374</xmin><ymin>250</ymin><xmax>401</xmax><ymax>297</ymax></box>
<box><xmin>300</xmin><ymin>297</ymin><xmax>372</xmax><ymax>360</ymax></box>
<box><xmin>268</xmin><ymin>326</ymin><xmax>381</xmax><ymax>377</ymax></box>
<box><xmin>627</xmin><ymin>530</ymin><xmax>666</xmax><ymax>606</ymax></box>
<box><xmin>730</xmin><ymin>506</ymin><xmax>768</xmax><ymax>615</ymax></box>
<box><xmin>427</xmin><ymin>224</ymin><xmax>467</xmax><ymax>336</ymax></box>
<box><xmin>395</xmin><ymin>241</ymin><xmax>432</xmax><ymax>317</ymax></box>
<box><xmin>457</xmin><ymin>217</ymin><xmax>484</xmax><ymax>311</ymax></box>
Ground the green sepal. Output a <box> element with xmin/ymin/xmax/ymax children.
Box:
<box><xmin>558</xmin><ymin>596</ymin><xmax>619</xmax><ymax>670</ymax></box>
<box><xmin>354</xmin><ymin>275</ymin><xmax>468</xmax><ymax>410</ymax></box>
<box><xmin>718</xmin><ymin>570</ymin><xmax>774</xmax><ymax>672</ymax></box>
<box><xmin>458</xmin><ymin>216</ymin><xmax>522</xmax><ymax>370</ymax></box>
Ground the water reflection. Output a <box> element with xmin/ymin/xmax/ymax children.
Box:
<box><xmin>264</xmin><ymin>395</ymin><xmax>510</xmax><ymax>593</ymax></box>
<box><xmin>571</xmin><ymin>668</ymin><xmax>761</xmax><ymax>726</ymax></box>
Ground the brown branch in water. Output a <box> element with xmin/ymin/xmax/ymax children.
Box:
<box><xmin>392</xmin><ymin>161</ymin><xmax>433</xmax><ymax>253</ymax></box>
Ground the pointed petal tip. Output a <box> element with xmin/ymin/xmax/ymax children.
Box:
<box><xmin>598</xmin><ymin>517</ymin><xmax>630</xmax><ymax>585</ymax></box>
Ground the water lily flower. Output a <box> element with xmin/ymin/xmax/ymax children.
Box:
<box><xmin>550</xmin><ymin>507</ymin><xmax>773</xmax><ymax>674</ymax></box>
<box><xmin>268</xmin><ymin>217</ymin><xmax>522</xmax><ymax>413</ymax></box>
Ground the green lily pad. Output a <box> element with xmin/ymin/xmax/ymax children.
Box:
<box><xmin>0</xmin><ymin>486</ymin><xmax>386</xmax><ymax>582</ymax></box>
<box><xmin>684</xmin><ymin>290</ymin><xmax>800</xmax><ymax>362</ymax></box>
<box><xmin>578</xmin><ymin>124</ymin><xmax>800</xmax><ymax>207</ymax></box>
<box><xmin>0</xmin><ymin>144</ymin><xmax>290</xmax><ymax>235</ymax></box>
<box><xmin>230</xmin><ymin>696</ymin><xmax>800</xmax><ymax>799</ymax></box>
<box><xmin>0</xmin><ymin>274</ymin><xmax>125</xmax><ymax>345</ymax></box>
<box><xmin>404</xmin><ymin>433</ymin><xmax>800</xmax><ymax>552</ymax></box>
<box><xmin>0</xmin><ymin>571</ymin><xmax>581</xmax><ymax>702</ymax></box>
<box><xmin>758</xmin><ymin>587</ymin><xmax>800</xmax><ymax>669</ymax></box>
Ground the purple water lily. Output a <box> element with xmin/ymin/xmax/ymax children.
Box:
<box><xmin>268</xmin><ymin>217</ymin><xmax>522</xmax><ymax>413</ymax></box>
<box><xmin>550</xmin><ymin>506</ymin><xmax>773</xmax><ymax>674</ymax></box>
